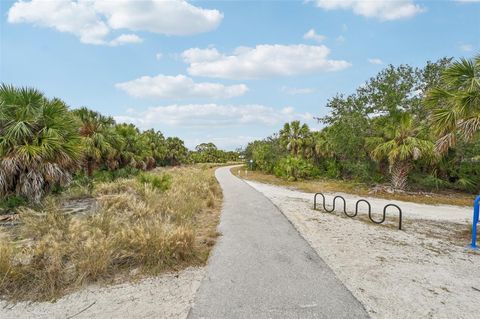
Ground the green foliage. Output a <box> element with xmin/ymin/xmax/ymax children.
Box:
<box><xmin>0</xmin><ymin>195</ymin><xmax>27</xmax><ymax>212</ymax></box>
<box><xmin>137</xmin><ymin>173</ymin><xmax>171</xmax><ymax>191</ymax></box>
<box><xmin>0</xmin><ymin>84</ymin><xmax>233</xmax><ymax>203</ymax></box>
<box><xmin>246</xmin><ymin>56</ymin><xmax>480</xmax><ymax>193</ymax></box>
<box><xmin>426</xmin><ymin>55</ymin><xmax>480</xmax><ymax>153</ymax></box>
<box><xmin>0</xmin><ymin>84</ymin><xmax>81</xmax><ymax>203</ymax></box>
<box><xmin>274</xmin><ymin>156</ymin><xmax>318</xmax><ymax>181</ymax></box>
<box><xmin>190</xmin><ymin>142</ymin><xmax>240</xmax><ymax>163</ymax></box>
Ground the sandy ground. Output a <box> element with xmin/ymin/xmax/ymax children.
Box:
<box><xmin>0</xmin><ymin>267</ymin><xmax>205</xmax><ymax>319</ymax></box>
<box><xmin>245</xmin><ymin>180</ymin><xmax>480</xmax><ymax>319</ymax></box>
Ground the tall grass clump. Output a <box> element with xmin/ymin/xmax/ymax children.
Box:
<box><xmin>0</xmin><ymin>166</ymin><xmax>222</xmax><ymax>301</ymax></box>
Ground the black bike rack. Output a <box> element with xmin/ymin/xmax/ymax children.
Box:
<box><xmin>314</xmin><ymin>192</ymin><xmax>403</xmax><ymax>230</ymax></box>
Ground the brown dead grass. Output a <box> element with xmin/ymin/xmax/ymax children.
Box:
<box><xmin>0</xmin><ymin>166</ymin><xmax>222</xmax><ymax>301</ymax></box>
<box><xmin>232</xmin><ymin>167</ymin><xmax>474</xmax><ymax>207</ymax></box>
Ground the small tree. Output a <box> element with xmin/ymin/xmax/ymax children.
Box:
<box><xmin>371</xmin><ymin>114</ymin><xmax>435</xmax><ymax>191</ymax></box>
<box><xmin>279</xmin><ymin>121</ymin><xmax>310</xmax><ymax>157</ymax></box>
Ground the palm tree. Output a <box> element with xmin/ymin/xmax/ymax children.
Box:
<box><xmin>73</xmin><ymin>107</ymin><xmax>120</xmax><ymax>176</ymax></box>
<box><xmin>371</xmin><ymin>114</ymin><xmax>435</xmax><ymax>191</ymax></box>
<box><xmin>165</xmin><ymin>137</ymin><xmax>188</xmax><ymax>166</ymax></box>
<box><xmin>0</xmin><ymin>85</ymin><xmax>80</xmax><ymax>202</ymax></box>
<box><xmin>311</xmin><ymin>130</ymin><xmax>335</xmax><ymax>160</ymax></box>
<box><xmin>142</xmin><ymin>129</ymin><xmax>167</xmax><ymax>168</ymax></box>
<box><xmin>114</xmin><ymin>123</ymin><xmax>150</xmax><ymax>170</ymax></box>
<box><xmin>426</xmin><ymin>55</ymin><xmax>480</xmax><ymax>153</ymax></box>
<box><xmin>279</xmin><ymin>121</ymin><xmax>310</xmax><ymax>157</ymax></box>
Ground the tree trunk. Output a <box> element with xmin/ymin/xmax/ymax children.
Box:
<box><xmin>86</xmin><ymin>159</ymin><xmax>94</xmax><ymax>177</ymax></box>
<box><xmin>390</xmin><ymin>161</ymin><xmax>411</xmax><ymax>191</ymax></box>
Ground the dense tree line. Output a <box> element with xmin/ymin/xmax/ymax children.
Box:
<box><xmin>0</xmin><ymin>85</ymin><xmax>238</xmax><ymax>203</ymax></box>
<box><xmin>190</xmin><ymin>143</ymin><xmax>239</xmax><ymax>163</ymax></box>
<box><xmin>245</xmin><ymin>56</ymin><xmax>480</xmax><ymax>193</ymax></box>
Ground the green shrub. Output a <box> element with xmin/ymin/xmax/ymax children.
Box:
<box><xmin>0</xmin><ymin>195</ymin><xmax>27</xmax><ymax>212</ymax></box>
<box><xmin>324</xmin><ymin>159</ymin><xmax>341</xmax><ymax>179</ymax></box>
<box><xmin>137</xmin><ymin>173</ymin><xmax>171</xmax><ymax>191</ymax></box>
<box><xmin>341</xmin><ymin>160</ymin><xmax>382</xmax><ymax>183</ymax></box>
<box><xmin>274</xmin><ymin>156</ymin><xmax>318</xmax><ymax>181</ymax></box>
<box><xmin>410</xmin><ymin>173</ymin><xmax>450</xmax><ymax>191</ymax></box>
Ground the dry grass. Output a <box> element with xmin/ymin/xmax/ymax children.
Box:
<box><xmin>232</xmin><ymin>167</ymin><xmax>475</xmax><ymax>207</ymax></box>
<box><xmin>0</xmin><ymin>166</ymin><xmax>222</xmax><ymax>301</ymax></box>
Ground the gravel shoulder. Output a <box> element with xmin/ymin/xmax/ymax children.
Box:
<box><xmin>0</xmin><ymin>267</ymin><xmax>205</xmax><ymax>319</ymax></box>
<box><xmin>245</xmin><ymin>180</ymin><xmax>480</xmax><ymax>319</ymax></box>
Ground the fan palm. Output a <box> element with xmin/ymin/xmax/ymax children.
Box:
<box><xmin>372</xmin><ymin>114</ymin><xmax>435</xmax><ymax>190</ymax></box>
<box><xmin>425</xmin><ymin>55</ymin><xmax>480</xmax><ymax>153</ymax></box>
<box><xmin>114</xmin><ymin>123</ymin><xmax>151</xmax><ymax>170</ymax></box>
<box><xmin>165</xmin><ymin>137</ymin><xmax>188</xmax><ymax>166</ymax></box>
<box><xmin>73</xmin><ymin>107</ymin><xmax>120</xmax><ymax>176</ymax></box>
<box><xmin>279</xmin><ymin>121</ymin><xmax>310</xmax><ymax>157</ymax></box>
<box><xmin>0</xmin><ymin>84</ymin><xmax>80</xmax><ymax>202</ymax></box>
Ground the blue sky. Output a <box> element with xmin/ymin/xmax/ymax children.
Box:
<box><xmin>1</xmin><ymin>0</ymin><xmax>479</xmax><ymax>150</ymax></box>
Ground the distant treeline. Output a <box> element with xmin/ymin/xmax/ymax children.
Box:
<box><xmin>245</xmin><ymin>55</ymin><xmax>480</xmax><ymax>193</ymax></box>
<box><xmin>0</xmin><ymin>84</ymin><xmax>238</xmax><ymax>202</ymax></box>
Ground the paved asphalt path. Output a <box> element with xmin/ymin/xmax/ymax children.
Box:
<box><xmin>188</xmin><ymin>167</ymin><xmax>369</xmax><ymax>319</ymax></box>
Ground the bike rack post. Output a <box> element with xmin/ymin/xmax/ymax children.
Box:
<box><xmin>471</xmin><ymin>195</ymin><xmax>480</xmax><ymax>249</ymax></box>
<box><xmin>313</xmin><ymin>193</ymin><xmax>403</xmax><ymax>230</ymax></box>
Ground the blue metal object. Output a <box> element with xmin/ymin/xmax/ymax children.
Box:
<box><xmin>471</xmin><ymin>195</ymin><xmax>480</xmax><ymax>249</ymax></box>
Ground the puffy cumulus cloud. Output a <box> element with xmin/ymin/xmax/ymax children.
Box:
<box><xmin>368</xmin><ymin>58</ymin><xmax>384</xmax><ymax>65</ymax></box>
<box><xmin>115</xmin><ymin>74</ymin><xmax>248</xmax><ymax>99</ymax></box>
<box><xmin>114</xmin><ymin>104</ymin><xmax>313</xmax><ymax>128</ymax></box>
<box><xmin>7</xmin><ymin>0</ymin><xmax>109</xmax><ymax>45</ymax></box>
<box><xmin>7</xmin><ymin>0</ymin><xmax>223</xmax><ymax>45</ymax></box>
<box><xmin>182</xmin><ymin>44</ymin><xmax>351</xmax><ymax>79</ymax></box>
<box><xmin>312</xmin><ymin>0</ymin><xmax>424</xmax><ymax>21</ymax></box>
<box><xmin>93</xmin><ymin>0</ymin><xmax>222</xmax><ymax>35</ymax></box>
<box><xmin>303</xmin><ymin>29</ymin><xmax>326</xmax><ymax>42</ymax></box>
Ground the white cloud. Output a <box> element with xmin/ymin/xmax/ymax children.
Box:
<box><xmin>182</xmin><ymin>47</ymin><xmax>223</xmax><ymax>63</ymax></box>
<box><xmin>109</xmin><ymin>33</ymin><xmax>143</xmax><ymax>46</ymax></box>
<box><xmin>368</xmin><ymin>58</ymin><xmax>384</xmax><ymax>65</ymax></box>
<box><xmin>303</xmin><ymin>29</ymin><xmax>326</xmax><ymax>42</ymax></box>
<box><xmin>459</xmin><ymin>44</ymin><xmax>473</xmax><ymax>52</ymax></box>
<box><xmin>182</xmin><ymin>44</ymin><xmax>351</xmax><ymax>79</ymax></box>
<box><xmin>115</xmin><ymin>104</ymin><xmax>313</xmax><ymax>128</ymax></box>
<box><xmin>116</xmin><ymin>74</ymin><xmax>248</xmax><ymax>99</ymax></box>
<box><xmin>312</xmin><ymin>0</ymin><xmax>424</xmax><ymax>20</ymax></box>
<box><xmin>93</xmin><ymin>0</ymin><xmax>223</xmax><ymax>36</ymax></box>
<box><xmin>281</xmin><ymin>86</ymin><xmax>316</xmax><ymax>95</ymax></box>
<box><xmin>155</xmin><ymin>52</ymin><xmax>163</xmax><ymax>60</ymax></box>
<box><xmin>7</xmin><ymin>0</ymin><xmax>223</xmax><ymax>45</ymax></box>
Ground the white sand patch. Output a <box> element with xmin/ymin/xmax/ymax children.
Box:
<box><xmin>245</xmin><ymin>180</ymin><xmax>480</xmax><ymax>319</ymax></box>
<box><xmin>0</xmin><ymin>267</ymin><xmax>205</xmax><ymax>319</ymax></box>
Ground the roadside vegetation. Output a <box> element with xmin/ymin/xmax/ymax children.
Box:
<box><xmin>0</xmin><ymin>84</ymin><xmax>238</xmax><ymax>207</ymax></box>
<box><xmin>0</xmin><ymin>85</ymin><xmax>236</xmax><ymax>301</ymax></box>
<box><xmin>0</xmin><ymin>166</ymin><xmax>222</xmax><ymax>301</ymax></box>
<box><xmin>243</xmin><ymin>55</ymin><xmax>480</xmax><ymax>199</ymax></box>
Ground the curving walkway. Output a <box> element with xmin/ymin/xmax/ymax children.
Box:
<box><xmin>188</xmin><ymin>167</ymin><xmax>369</xmax><ymax>319</ymax></box>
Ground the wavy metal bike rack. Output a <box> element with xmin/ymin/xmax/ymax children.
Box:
<box><xmin>314</xmin><ymin>192</ymin><xmax>403</xmax><ymax>230</ymax></box>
